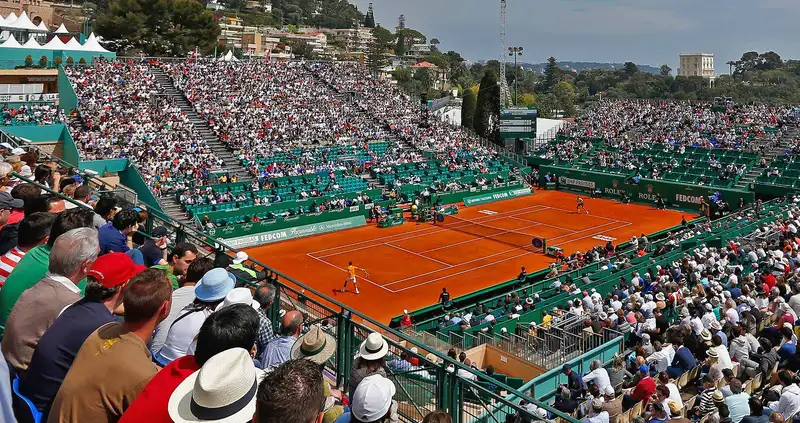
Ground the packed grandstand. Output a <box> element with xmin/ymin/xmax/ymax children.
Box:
<box><xmin>0</xmin><ymin>55</ymin><xmax>799</xmax><ymax>423</ymax></box>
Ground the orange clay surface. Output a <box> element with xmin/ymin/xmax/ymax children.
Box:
<box><xmin>244</xmin><ymin>189</ymin><xmax>689</xmax><ymax>324</ymax></box>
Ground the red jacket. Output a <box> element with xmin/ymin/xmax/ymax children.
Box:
<box><xmin>119</xmin><ymin>356</ymin><xmax>200</xmax><ymax>423</ymax></box>
<box><xmin>631</xmin><ymin>375</ymin><xmax>656</xmax><ymax>406</ymax></box>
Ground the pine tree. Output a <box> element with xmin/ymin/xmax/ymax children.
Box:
<box><xmin>544</xmin><ymin>56</ymin><xmax>559</xmax><ymax>92</ymax></box>
<box><xmin>366</xmin><ymin>40</ymin><xmax>386</xmax><ymax>76</ymax></box>
<box><xmin>364</xmin><ymin>2</ymin><xmax>375</xmax><ymax>28</ymax></box>
<box><xmin>461</xmin><ymin>88</ymin><xmax>476</xmax><ymax>130</ymax></box>
<box><xmin>474</xmin><ymin>70</ymin><xmax>500</xmax><ymax>141</ymax></box>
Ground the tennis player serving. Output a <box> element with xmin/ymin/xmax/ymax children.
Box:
<box><xmin>341</xmin><ymin>261</ymin><xmax>368</xmax><ymax>294</ymax></box>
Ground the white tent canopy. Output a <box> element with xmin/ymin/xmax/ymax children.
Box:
<box><xmin>63</xmin><ymin>36</ymin><xmax>83</xmax><ymax>51</ymax></box>
<box><xmin>1</xmin><ymin>34</ymin><xmax>22</xmax><ymax>48</ymax></box>
<box><xmin>82</xmin><ymin>33</ymin><xmax>109</xmax><ymax>53</ymax></box>
<box><xmin>22</xmin><ymin>36</ymin><xmax>42</xmax><ymax>49</ymax></box>
<box><xmin>54</xmin><ymin>23</ymin><xmax>69</xmax><ymax>34</ymax></box>
<box><xmin>6</xmin><ymin>11</ymin><xmax>42</xmax><ymax>32</ymax></box>
<box><xmin>218</xmin><ymin>50</ymin><xmax>239</xmax><ymax>62</ymax></box>
<box><xmin>42</xmin><ymin>35</ymin><xmax>65</xmax><ymax>49</ymax></box>
<box><xmin>36</xmin><ymin>21</ymin><xmax>47</xmax><ymax>32</ymax></box>
<box><xmin>5</xmin><ymin>13</ymin><xmax>17</xmax><ymax>26</ymax></box>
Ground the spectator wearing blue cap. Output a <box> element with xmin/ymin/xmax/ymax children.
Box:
<box><xmin>622</xmin><ymin>365</ymin><xmax>655</xmax><ymax>410</ymax></box>
<box><xmin>154</xmin><ymin>268</ymin><xmax>236</xmax><ymax>365</ymax></box>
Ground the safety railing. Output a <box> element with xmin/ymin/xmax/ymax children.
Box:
<box><xmin>3</xmin><ymin>127</ymin><xmax>580</xmax><ymax>423</ymax></box>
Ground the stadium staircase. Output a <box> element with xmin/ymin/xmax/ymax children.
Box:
<box><xmin>148</xmin><ymin>66</ymin><xmax>253</xmax><ymax>226</ymax></box>
<box><xmin>734</xmin><ymin>125</ymin><xmax>799</xmax><ymax>189</ymax></box>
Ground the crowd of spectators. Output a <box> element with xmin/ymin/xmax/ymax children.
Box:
<box><xmin>495</xmin><ymin>197</ymin><xmax>800</xmax><ymax>423</ymax></box>
<box><xmin>0</xmin><ymin>141</ymin><xmax>465</xmax><ymax>423</ymax></box>
<box><xmin>1</xmin><ymin>103</ymin><xmax>64</xmax><ymax>126</ymax></box>
<box><xmin>567</xmin><ymin>100</ymin><xmax>793</xmax><ymax>151</ymax></box>
<box><xmin>66</xmin><ymin>60</ymin><xmax>224</xmax><ymax>195</ymax></box>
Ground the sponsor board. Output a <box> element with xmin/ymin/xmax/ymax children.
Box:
<box><xmin>478</xmin><ymin>210</ymin><xmax>498</xmax><ymax>215</ymax></box>
<box><xmin>349</xmin><ymin>205</ymin><xmax>360</xmax><ymax>212</ymax></box>
<box><xmin>0</xmin><ymin>94</ymin><xmax>27</xmax><ymax>102</ymax></box>
<box><xmin>219</xmin><ymin>216</ymin><xmax>367</xmax><ymax>248</ymax></box>
<box><xmin>558</xmin><ymin>176</ymin><xmax>596</xmax><ymax>190</ymax></box>
<box><xmin>463</xmin><ymin>187</ymin><xmax>532</xmax><ymax>207</ymax></box>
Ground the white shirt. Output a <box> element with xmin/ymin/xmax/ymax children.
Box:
<box><xmin>583</xmin><ymin>368</ymin><xmax>611</xmax><ymax>392</ymax></box>
<box><xmin>149</xmin><ymin>285</ymin><xmax>197</xmax><ymax>353</ymax></box>
<box><xmin>647</xmin><ymin>347</ymin><xmax>674</xmax><ymax>373</ymax></box>
<box><xmin>666</xmin><ymin>383</ymin><xmax>684</xmax><ymax>409</ymax></box>
<box><xmin>482</xmin><ymin>314</ymin><xmax>495</xmax><ymax>324</ymax></box>
<box><xmin>724</xmin><ymin>308</ymin><xmax>740</xmax><ymax>325</ymax></box>
<box><xmin>45</xmin><ymin>272</ymin><xmax>80</xmax><ymax>293</ymax></box>
<box><xmin>157</xmin><ymin>304</ymin><xmax>214</xmax><ymax>363</ymax></box>
<box><xmin>583</xmin><ymin>411</ymin><xmax>609</xmax><ymax>423</ymax></box>
<box><xmin>713</xmin><ymin>345</ymin><xmax>733</xmax><ymax>370</ymax></box>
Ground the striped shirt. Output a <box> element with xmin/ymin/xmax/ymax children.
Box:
<box><xmin>0</xmin><ymin>248</ymin><xmax>25</xmax><ymax>287</ymax></box>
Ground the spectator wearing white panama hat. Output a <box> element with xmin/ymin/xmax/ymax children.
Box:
<box><xmin>349</xmin><ymin>332</ymin><xmax>389</xmax><ymax>399</ymax></box>
<box><xmin>336</xmin><ymin>374</ymin><xmax>399</xmax><ymax>423</ymax></box>
<box><xmin>292</xmin><ymin>326</ymin><xmax>345</xmax><ymax>423</ymax></box>
<box><xmin>168</xmin><ymin>347</ymin><xmax>266</xmax><ymax>423</ymax></box>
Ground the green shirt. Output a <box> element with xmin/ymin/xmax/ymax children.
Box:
<box><xmin>151</xmin><ymin>264</ymin><xmax>178</xmax><ymax>290</ymax></box>
<box><xmin>0</xmin><ymin>245</ymin><xmax>87</xmax><ymax>333</ymax></box>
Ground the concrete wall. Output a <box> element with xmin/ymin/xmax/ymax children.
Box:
<box><xmin>465</xmin><ymin>344</ymin><xmax>546</xmax><ymax>382</ymax></box>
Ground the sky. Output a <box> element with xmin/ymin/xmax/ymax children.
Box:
<box><xmin>352</xmin><ymin>0</ymin><xmax>800</xmax><ymax>74</ymax></box>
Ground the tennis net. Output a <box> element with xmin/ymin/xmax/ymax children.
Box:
<box><xmin>435</xmin><ymin>214</ymin><xmax>546</xmax><ymax>252</ymax></box>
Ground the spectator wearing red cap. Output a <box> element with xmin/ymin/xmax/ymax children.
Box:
<box><xmin>20</xmin><ymin>252</ymin><xmax>145</xmax><ymax>417</ymax></box>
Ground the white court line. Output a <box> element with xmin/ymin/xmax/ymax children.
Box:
<box><xmin>538</xmin><ymin>205</ymin><xmax>632</xmax><ymax>224</ymax></box>
<box><xmin>307</xmin><ymin>204</ymin><xmax>550</xmax><ymax>255</ymax></box>
<box><xmin>507</xmin><ymin>216</ymin><xmax>578</xmax><ymax>233</ymax></box>
<box><xmin>382</xmin><ymin>247</ymin><xmax>521</xmax><ymax>287</ymax></box>
<box><xmin>305</xmin><ymin>253</ymin><xmax>396</xmax><ymax>293</ymax></box>
<box><xmin>385</xmin><ymin>243</ymin><xmax>453</xmax><ymax>267</ymax></box>
<box><xmin>549</xmin><ymin>222</ymin><xmax>633</xmax><ymax>246</ymax></box>
<box><xmin>313</xmin><ymin>205</ymin><xmax>550</xmax><ymax>258</ymax></box>
<box><xmin>392</xmin><ymin>251</ymin><xmax>533</xmax><ymax>292</ymax></box>
<box><xmin>547</xmin><ymin>220</ymin><xmax>626</xmax><ymax>242</ymax></box>
<box><xmin>390</xmin><ymin>221</ymin><xmax>633</xmax><ymax>292</ymax></box>
<box><xmin>418</xmin><ymin>222</ymin><xmax>543</xmax><ymax>253</ymax></box>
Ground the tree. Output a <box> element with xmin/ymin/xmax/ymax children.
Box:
<box><xmin>66</xmin><ymin>57</ymin><xmax>74</xmax><ymax>65</ymax></box>
<box><xmin>517</xmin><ymin>92</ymin><xmax>536</xmax><ymax>106</ymax></box>
<box><xmin>413</xmin><ymin>67</ymin><xmax>433</xmax><ymax>91</ymax></box>
<box><xmin>39</xmin><ymin>55</ymin><xmax>47</xmax><ymax>67</ymax></box>
<box><xmin>363</xmin><ymin>3</ymin><xmax>375</xmax><ymax>28</ymax></box>
<box><xmin>24</xmin><ymin>55</ymin><xmax>32</xmax><ymax>67</ymax></box>
<box><xmin>544</xmin><ymin>56</ymin><xmax>559</xmax><ymax>92</ymax></box>
<box><xmin>622</xmin><ymin>61</ymin><xmax>639</xmax><ymax>78</ymax></box>
<box><xmin>430</xmin><ymin>38</ymin><xmax>440</xmax><ymax>52</ymax></box>
<box><xmin>365</xmin><ymin>41</ymin><xmax>386</xmax><ymax>76</ymax></box>
<box><xmin>95</xmin><ymin>0</ymin><xmax>220</xmax><ymax>56</ymax></box>
<box><xmin>222</xmin><ymin>0</ymin><xmax>246</xmax><ymax>12</ymax></box>
<box><xmin>288</xmin><ymin>39</ymin><xmax>315</xmax><ymax>59</ymax></box>
<box><xmin>79</xmin><ymin>57</ymin><xmax>87</xmax><ymax>64</ymax></box>
<box><xmin>726</xmin><ymin>61</ymin><xmax>736</xmax><ymax>75</ymax></box>
<box><xmin>660</xmin><ymin>64</ymin><xmax>672</xmax><ymax>77</ymax></box>
<box><xmin>54</xmin><ymin>56</ymin><xmax>62</xmax><ymax>66</ymax></box>
<box><xmin>395</xmin><ymin>30</ymin><xmax>406</xmax><ymax>56</ymax></box>
<box><xmin>474</xmin><ymin>69</ymin><xmax>500</xmax><ymax>142</ymax></box>
<box><xmin>552</xmin><ymin>80</ymin><xmax>576</xmax><ymax>117</ymax></box>
<box><xmin>536</xmin><ymin>93</ymin><xmax>558</xmax><ymax>118</ymax></box>
<box><xmin>461</xmin><ymin>87</ymin><xmax>476</xmax><ymax>130</ymax></box>
<box><xmin>372</xmin><ymin>25</ymin><xmax>394</xmax><ymax>51</ymax></box>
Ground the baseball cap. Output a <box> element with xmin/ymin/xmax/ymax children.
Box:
<box><xmin>151</xmin><ymin>226</ymin><xmax>168</xmax><ymax>238</ymax></box>
<box><xmin>0</xmin><ymin>191</ymin><xmax>23</xmax><ymax>210</ymax></box>
<box><xmin>639</xmin><ymin>364</ymin><xmax>649</xmax><ymax>374</ymax></box>
<box><xmin>351</xmin><ymin>375</ymin><xmax>396</xmax><ymax>422</ymax></box>
<box><xmin>88</xmin><ymin>252</ymin><xmax>146</xmax><ymax>288</ymax></box>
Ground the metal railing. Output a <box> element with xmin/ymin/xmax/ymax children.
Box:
<box><xmin>2</xmin><ymin>126</ymin><xmax>579</xmax><ymax>423</ymax></box>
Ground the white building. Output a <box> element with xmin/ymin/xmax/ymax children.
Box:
<box><xmin>679</xmin><ymin>53</ymin><xmax>716</xmax><ymax>79</ymax></box>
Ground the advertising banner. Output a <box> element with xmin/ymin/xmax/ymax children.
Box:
<box><xmin>463</xmin><ymin>187</ymin><xmax>532</xmax><ymax>207</ymax></box>
<box><xmin>219</xmin><ymin>216</ymin><xmax>367</xmax><ymax>248</ymax></box>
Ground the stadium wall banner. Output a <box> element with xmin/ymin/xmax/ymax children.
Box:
<box><xmin>463</xmin><ymin>187</ymin><xmax>532</xmax><ymax>207</ymax></box>
<box><xmin>217</xmin><ymin>215</ymin><xmax>368</xmax><ymax>248</ymax></box>
<box><xmin>540</xmin><ymin>165</ymin><xmax>754</xmax><ymax>211</ymax></box>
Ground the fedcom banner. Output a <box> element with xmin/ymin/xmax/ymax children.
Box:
<box><xmin>463</xmin><ymin>187</ymin><xmax>532</xmax><ymax>207</ymax></box>
<box><xmin>540</xmin><ymin>165</ymin><xmax>754</xmax><ymax>211</ymax></box>
<box><xmin>218</xmin><ymin>216</ymin><xmax>367</xmax><ymax>248</ymax></box>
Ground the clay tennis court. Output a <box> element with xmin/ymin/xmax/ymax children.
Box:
<box><xmin>244</xmin><ymin>190</ymin><xmax>689</xmax><ymax>323</ymax></box>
